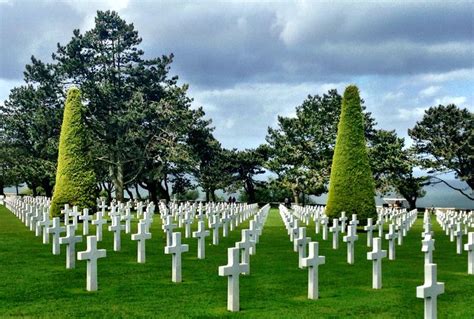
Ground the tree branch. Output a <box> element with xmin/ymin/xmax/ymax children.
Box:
<box><xmin>429</xmin><ymin>176</ymin><xmax>474</xmax><ymax>200</ymax></box>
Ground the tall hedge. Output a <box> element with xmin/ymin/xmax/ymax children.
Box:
<box><xmin>50</xmin><ymin>88</ymin><xmax>96</xmax><ymax>217</ymax></box>
<box><xmin>325</xmin><ymin>85</ymin><xmax>376</xmax><ymax>221</ymax></box>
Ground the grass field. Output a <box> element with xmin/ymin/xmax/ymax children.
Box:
<box><xmin>0</xmin><ymin>204</ymin><xmax>473</xmax><ymax>318</ymax></box>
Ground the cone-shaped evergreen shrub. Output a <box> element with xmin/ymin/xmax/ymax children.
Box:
<box><xmin>325</xmin><ymin>85</ymin><xmax>376</xmax><ymax>221</ymax></box>
<box><xmin>50</xmin><ymin>88</ymin><xmax>96</xmax><ymax>217</ymax></box>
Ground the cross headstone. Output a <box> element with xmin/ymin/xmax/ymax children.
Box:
<box><xmin>163</xmin><ymin>215</ymin><xmax>177</xmax><ymax>247</ymax></box>
<box><xmin>164</xmin><ymin>232</ymin><xmax>189</xmax><ymax>282</ymax></box>
<box><xmin>320</xmin><ymin>216</ymin><xmax>328</xmax><ymax>240</ymax></box>
<box><xmin>236</xmin><ymin>229</ymin><xmax>254</xmax><ymax>275</ymax></box>
<box><xmin>192</xmin><ymin>221</ymin><xmax>210</xmax><ymax>259</ymax></box>
<box><xmin>454</xmin><ymin>222</ymin><xmax>463</xmax><ymax>255</ymax></box>
<box><xmin>59</xmin><ymin>224</ymin><xmax>83</xmax><ymax>269</ymax></box>
<box><xmin>218</xmin><ymin>247</ymin><xmax>249</xmax><ymax>312</ymax></box>
<box><xmin>47</xmin><ymin>217</ymin><xmax>65</xmax><ymax>255</ymax></box>
<box><xmin>464</xmin><ymin>232</ymin><xmax>473</xmax><ymax>275</ymax></box>
<box><xmin>38</xmin><ymin>212</ymin><xmax>51</xmax><ymax>244</ymax></box>
<box><xmin>416</xmin><ymin>263</ymin><xmax>444</xmax><ymax>319</ymax></box>
<box><xmin>339</xmin><ymin>211</ymin><xmax>348</xmax><ymax>234</ymax></box>
<box><xmin>295</xmin><ymin>227</ymin><xmax>311</xmax><ymax>268</ymax></box>
<box><xmin>422</xmin><ymin>234</ymin><xmax>435</xmax><ymax>265</ymax></box>
<box><xmin>377</xmin><ymin>218</ymin><xmax>384</xmax><ymax>237</ymax></box>
<box><xmin>367</xmin><ymin>237</ymin><xmax>387</xmax><ymax>289</ymax></box>
<box><xmin>131</xmin><ymin>221</ymin><xmax>151</xmax><ymax>263</ymax></box>
<box><xmin>343</xmin><ymin>225</ymin><xmax>358</xmax><ymax>264</ymax></box>
<box><xmin>183</xmin><ymin>211</ymin><xmax>194</xmax><ymax>238</ymax></box>
<box><xmin>122</xmin><ymin>208</ymin><xmax>132</xmax><ymax>234</ymax></box>
<box><xmin>329</xmin><ymin>218</ymin><xmax>340</xmax><ymax>249</ymax></box>
<box><xmin>364</xmin><ymin>218</ymin><xmax>376</xmax><ymax>247</ymax></box>
<box><xmin>385</xmin><ymin>223</ymin><xmax>398</xmax><ymax>260</ymax></box>
<box><xmin>79</xmin><ymin>208</ymin><xmax>92</xmax><ymax>236</ymax></box>
<box><xmin>108</xmin><ymin>215</ymin><xmax>124</xmax><ymax>251</ymax></box>
<box><xmin>92</xmin><ymin>211</ymin><xmax>107</xmax><ymax>241</ymax></box>
<box><xmin>210</xmin><ymin>215</ymin><xmax>221</xmax><ymax>245</ymax></box>
<box><xmin>77</xmin><ymin>236</ymin><xmax>107</xmax><ymax>291</ymax></box>
<box><xmin>301</xmin><ymin>241</ymin><xmax>325</xmax><ymax>300</ymax></box>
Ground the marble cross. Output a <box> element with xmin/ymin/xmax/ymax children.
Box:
<box><xmin>343</xmin><ymin>225</ymin><xmax>358</xmax><ymax>264</ymax></box>
<box><xmin>454</xmin><ymin>222</ymin><xmax>463</xmax><ymax>255</ymax></box>
<box><xmin>464</xmin><ymin>232</ymin><xmax>473</xmax><ymax>275</ymax></box>
<box><xmin>108</xmin><ymin>215</ymin><xmax>125</xmax><ymax>251</ymax></box>
<box><xmin>329</xmin><ymin>218</ymin><xmax>340</xmax><ymax>249</ymax></box>
<box><xmin>210</xmin><ymin>215</ymin><xmax>221</xmax><ymax>245</ymax></box>
<box><xmin>295</xmin><ymin>227</ymin><xmax>311</xmax><ymax>269</ymax></box>
<box><xmin>59</xmin><ymin>224</ymin><xmax>83</xmax><ymax>269</ymax></box>
<box><xmin>349</xmin><ymin>214</ymin><xmax>359</xmax><ymax>230</ymax></box>
<box><xmin>364</xmin><ymin>218</ymin><xmax>376</xmax><ymax>248</ymax></box>
<box><xmin>218</xmin><ymin>247</ymin><xmax>249</xmax><ymax>312</ymax></box>
<box><xmin>47</xmin><ymin>217</ymin><xmax>65</xmax><ymax>255</ymax></box>
<box><xmin>422</xmin><ymin>234</ymin><xmax>435</xmax><ymax>265</ymax></box>
<box><xmin>38</xmin><ymin>212</ymin><xmax>51</xmax><ymax>244</ymax></box>
<box><xmin>77</xmin><ymin>236</ymin><xmax>107</xmax><ymax>291</ymax></box>
<box><xmin>320</xmin><ymin>216</ymin><xmax>328</xmax><ymax>240</ymax></box>
<box><xmin>301</xmin><ymin>241</ymin><xmax>325</xmax><ymax>300</ymax></box>
<box><xmin>163</xmin><ymin>215</ymin><xmax>177</xmax><ymax>247</ymax></box>
<box><xmin>131</xmin><ymin>221</ymin><xmax>151</xmax><ymax>263</ymax></box>
<box><xmin>79</xmin><ymin>208</ymin><xmax>92</xmax><ymax>236</ymax></box>
<box><xmin>236</xmin><ymin>229</ymin><xmax>254</xmax><ymax>275</ymax></box>
<box><xmin>385</xmin><ymin>223</ymin><xmax>398</xmax><ymax>260</ymax></box>
<box><xmin>192</xmin><ymin>220</ymin><xmax>210</xmax><ymax>259</ymax></box>
<box><xmin>367</xmin><ymin>237</ymin><xmax>387</xmax><ymax>289</ymax></box>
<box><xmin>416</xmin><ymin>263</ymin><xmax>444</xmax><ymax>319</ymax></box>
<box><xmin>92</xmin><ymin>211</ymin><xmax>107</xmax><ymax>241</ymax></box>
<box><xmin>121</xmin><ymin>208</ymin><xmax>133</xmax><ymax>234</ymax></box>
<box><xmin>164</xmin><ymin>232</ymin><xmax>189</xmax><ymax>282</ymax></box>
<box><xmin>377</xmin><ymin>218</ymin><xmax>384</xmax><ymax>237</ymax></box>
<box><xmin>339</xmin><ymin>212</ymin><xmax>348</xmax><ymax>234</ymax></box>
<box><xmin>248</xmin><ymin>221</ymin><xmax>258</xmax><ymax>255</ymax></box>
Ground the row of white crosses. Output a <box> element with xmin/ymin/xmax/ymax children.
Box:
<box><xmin>434</xmin><ymin>209</ymin><xmax>474</xmax><ymax>259</ymax></box>
<box><xmin>159</xmin><ymin>201</ymin><xmax>260</xmax><ymax>284</ymax></box>
<box><xmin>218</xmin><ymin>204</ymin><xmax>270</xmax><ymax>312</ymax></box>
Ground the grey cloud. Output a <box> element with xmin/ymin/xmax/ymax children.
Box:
<box><xmin>0</xmin><ymin>0</ymin><xmax>84</xmax><ymax>79</ymax></box>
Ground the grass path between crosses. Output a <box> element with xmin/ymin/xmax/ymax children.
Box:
<box><xmin>0</xmin><ymin>205</ymin><xmax>473</xmax><ymax>318</ymax></box>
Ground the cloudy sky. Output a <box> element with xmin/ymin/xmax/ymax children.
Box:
<box><xmin>1</xmin><ymin>0</ymin><xmax>473</xmax><ymax>150</ymax></box>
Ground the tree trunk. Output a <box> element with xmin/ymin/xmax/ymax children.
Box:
<box><xmin>42</xmin><ymin>178</ymin><xmax>53</xmax><ymax>198</ymax></box>
<box><xmin>206</xmin><ymin>190</ymin><xmax>210</xmax><ymax>202</ymax></box>
<box><xmin>245</xmin><ymin>179</ymin><xmax>256</xmax><ymax>203</ymax></box>
<box><xmin>292</xmin><ymin>189</ymin><xmax>299</xmax><ymax>205</ymax></box>
<box><xmin>15</xmin><ymin>184</ymin><xmax>19</xmax><ymax>195</ymax></box>
<box><xmin>0</xmin><ymin>180</ymin><xmax>4</xmax><ymax>195</ymax></box>
<box><xmin>110</xmin><ymin>162</ymin><xmax>124</xmax><ymax>202</ymax></box>
<box><xmin>158</xmin><ymin>182</ymin><xmax>170</xmax><ymax>202</ymax></box>
<box><xmin>147</xmin><ymin>182</ymin><xmax>159</xmax><ymax>205</ymax></box>
<box><xmin>211</xmin><ymin>189</ymin><xmax>216</xmax><ymax>202</ymax></box>
<box><xmin>125</xmin><ymin>187</ymin><xmax>134</xmax><ymax>201</ymax></box>
<box><xmin>135</xmin><ymin>184</ymin><xmax>142</xmax><ymax>200</ymax></box>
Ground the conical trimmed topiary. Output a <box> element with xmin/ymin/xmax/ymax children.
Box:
<box><xmin>325</xmin><ymin>85</ymin><xmax>376</xmax><ymax>221</ymax></box>
<box><xmin>50</xmin><ymin>88</ymin><xmax>96</xmax><ymax>217</ymax></box>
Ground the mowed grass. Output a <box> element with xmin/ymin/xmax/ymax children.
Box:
<box><xmin>0</xmin><ymin>205</ymin><xmax>473</xmax><ymax>318</ymax></box>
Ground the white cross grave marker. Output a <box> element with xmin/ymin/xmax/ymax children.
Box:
<box><xmin>77</xmin><ymin>236</ymin><xmax>107</xmax><ymax>291</ymax></box>
<box><xmin>301</xmin><ymin>241</ymin><xmax>325</xmax><ymax>300</ymax></box>
<box><xmin>464</xmin><ymin>232</ymin><xmax>473</xmax><ymax>275</ymax></box>
<box><xmin>59</xmin><ymin>224</ymin><xmax>83</xmax><ymax>269</ymax></box>
<box><xmin>367</xmin><ymin>237</ymin><xmax>387</xmax><ymax>289</ymax></box>
<box><xmin>329</xmin><ymin>218</ymin><xmax>340</xmax><ymax>249</ymax></box>
<box><xmin>108</xmin><ymin>215</ymin><xmax>124</xmax><ymax>251</ymax></box>
<box><xmin>236</xmin><ymin>229</ymin><xmax>254</xmax><ymax>275</ymax></box>
<box><xmin>385</xmin><ymin>223</ymin><xmax>398</xmax><ymax>260</ymax></box>
<box><xmin>192</xmin><ymin>220</ymin><xmax>210</xmax><ymax>259</ymax></box>
<box><xmin>47</xmin><ymin>217</ymin><xmax>65</xmax><ymax>255</ymax></box>
<box><xmin>454</xmin><ymin>222</ymin><xmax>463</xmax><ymax>255</ymax></box>
<box><xmin>295</xmin><ymin>227</ymin><xmax>311</xmax><ymax>268</ymax></box>
<box><xmin>164</xmin><ymin>232</ymin><xmax>189</xmax><ymax>282</ymax></box>
<box><xmin>422</xmin><ymin>234</ymin><xmax>435</xmax><ymax>265</ymax></box>
<box><xmin>343</xmin><ymin>225</ymin><xmax>358</xmax><ymax>264</ymax></box>
<box><xmin>364</xmin><ymin>218</ymin><xmax>376</xmax><ymax>248</ymax></box>
<box><xmin>416</xmin><ymin>263</ymin><xmax>444</xmax><ymax>319</ymax></box>
<box><xmin>92</xmin><ymin>211</ymin><xmax>107</xmax><ymax>241</ymax></box>
<box><xmin>79</xmin><ymin>208</ymin><xmax>92</xmax><ymax>236</ymax></box>
<box><xmin>131</xmin><ymin>221</ymin><xmax>151</xmax><ymax>263</ymax></box>
<box><xmin>218</xmin><ymin>247</ymin><xmax>249</xmax><ymax>312</ymax></box>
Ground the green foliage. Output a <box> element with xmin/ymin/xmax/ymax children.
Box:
<box><xmin>326</xmin><ymin>85</ymin><xmax>376</xmax><ymax>220</ymax></box>
<box><xmin>176</xmin><ymin>189</ymin><xmax>200</xmax><ymax>201</ymax></box>
<box><xmin>50</xmin><ymin>88</ymin><xmax>97</xmax><ymax>217</ymax></box>
<box><xmin>409</xmin><ymin>104</ymin><xmax>473</xmax><ymax>199</ymax></box>
<box><xmin>266</xmin><ymin>89</ymin><xmax>376</xmax><ymax>203</ymax></box>
<box><xmin>238</xmin><ymin>179</ymin><xmax>293</xmax><ymax>203</ymax></box>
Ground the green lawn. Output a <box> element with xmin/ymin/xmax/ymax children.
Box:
<box><xmin>0</xmin><ymin>205</ymin><xmax>472</xmax><ymax>318</ymax></box>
